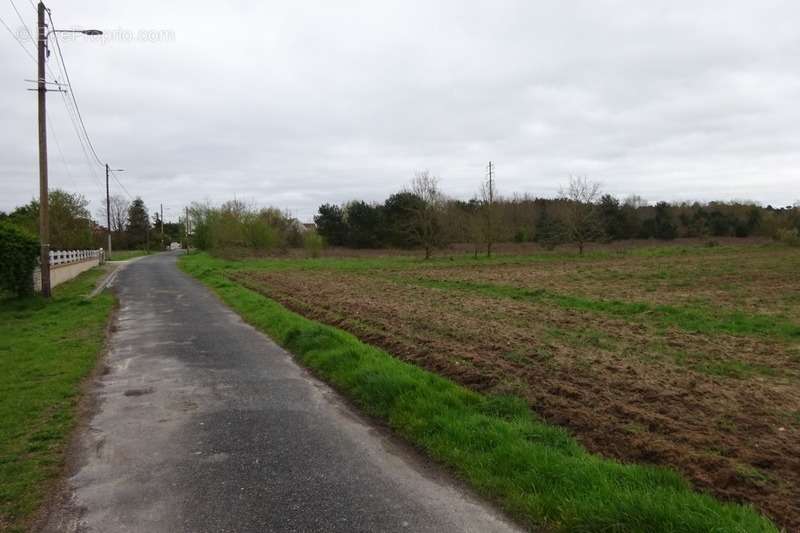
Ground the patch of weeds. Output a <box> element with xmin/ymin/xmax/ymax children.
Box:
<box><xmin>448</xmin><ymin>356</ymin><xmax>476</xmax><ymax>369</ymax></box>
<box><xmin>788</xmin><ymin>345</ymin><xmax>800</xmax><ymax>363</ymax></box>
<box><xmin>779</xmin><ymin>410</ymin><xmax>800</xmax><ymax>426</ymax></box>
<box><xmin>543</xmin><ymin>326</ymin><xmax>615</xmax><ymax>351</ymax></box>
<box><xmin>623</xmin><ymin>422</ymin><xmax>648</xmax><ymax>434</ymax></box>
<box><xmin>502</xmin><ymin>346</ymin><xmax>555</xmax><ymax>366</ymax></box>
<box><xmin>735</xmin><ymin>464</ymin><xmax>772</xmax><ymax>485</ymax></box>
<box><xmin>693</xmin><ymin>360</ymin><xmax>778</xmax><ymax>379</ymax></box>
<box><xmin>491</xmin><ymin>376</ymin><xmax>531</xmax><ymax>397</ymax></box>
<box><xmin>715</xmin><ymin>416</ymin><xmax>738</xmax><ymax>433</ymax></box>
<box><xmin>501</xmin><ymin>350</ymin><xmax>529</xmax><ymax>365</ymax></box>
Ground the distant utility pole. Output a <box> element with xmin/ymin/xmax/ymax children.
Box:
<box><xmin>184</xmin><ymin>206</ymin><xmax>190</xmax><ymax>249</ymax></box>
<box><xmin>160</xmin><ymin>203</ymin><xmax>164</xmax><ymax>250</ymax></box>
<box><xmin>105</xmin><ymin>164</ymin><xmax>111</xmax><ymax>260</ymax></box>
<box><xmin>487</xmin><ymin>161</ymin><xmax>495</xmax><ymax>258</ymax></box>
<box><xmin>37</xmin><ymin>2</ymin><xmax>51</xmax><ymax>297</ymax></box>
<box><xmin>105</xmin><ymin>164</ymin><xmax>124</xmax><ymax>260</ymax></box>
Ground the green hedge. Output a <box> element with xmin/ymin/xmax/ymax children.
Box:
<box><xmin>0</xmin><ymin>222</ymin><xmax>39</xmax><ymax>297</ymax></box>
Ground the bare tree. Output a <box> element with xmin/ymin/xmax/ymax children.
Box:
<box><xmin>408</xmin><ymin>171</ymin><xmax>446</xmax><ymax>259</ymax></box>
<box><xmin>561</xmin><ymin>176</ymin><xmax>602</xmax><ymax>255</ymax></box>
<box><xmin>96</xmin><ymin>194</ymin><xmax>130</xmax><ymax>232</ymax></box>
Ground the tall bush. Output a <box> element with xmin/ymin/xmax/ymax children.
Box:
<box><xmin>0</xmin><ymin>222</ymin><xmax>40</xmax><ymax>297</ymax></box>
<box><xmin>303</xmin><ymin>231</ymin><xmax>325</xmax><ymax>258</ymax></box>
<box><xmin>777</xmin><ymin>228</ymin><xmax>800</xmax><ymax>247</ymax></box>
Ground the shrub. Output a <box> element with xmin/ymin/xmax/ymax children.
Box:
<box><xmin>303</xmin><ymin>231</ymin><xmax>325</xmax><ymax>258</ymax></box>
<box><xmin>777</xmin><ymin>228</ymin><xmax>800</xmax><ymax>247</ymax></box>
<box><xmin>0</xmin><ymin>222</ymin><xmax>40</xmax><ymax>297</ymax></box>
<box><xmin>245</xmin><ymin>217</ymin><xmax>279</xmax><ymax>250</ymax></box>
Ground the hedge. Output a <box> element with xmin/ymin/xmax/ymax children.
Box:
<box><xmin>0</xmin><ymin>222</ymin><xmax>40</xmax><ymax>297</ymax></box>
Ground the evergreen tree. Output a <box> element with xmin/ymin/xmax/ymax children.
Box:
<box><xmin>127</xmin><ymin>198</ymin><xmax>150</xmax><ymax>249</ymax></box>
<box><xmin>534</xmin><ymin>204</ymin><xmax>564</xmax><ymax>250</ymax></box>
<box><xmin>653</xmin><ymin>202</ymin><xmax>678</xmax><ymax>240</ymax></box>
<box><xmin>314</xmin><ymin>204</ymin><xmax>348</xmax><ymax>246</ymax></box>
<box><xmin>598</xmin><ymin>194</ymin><xmax>623</xmax><ymax>241</ymax></box>
<box><xmin>344</xmin><ymin>201</ymin><xmax>384</xmax><ymax>248</ymax></box>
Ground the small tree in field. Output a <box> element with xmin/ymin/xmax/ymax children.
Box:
<box><xmin>561</xmin><ymin>176</ymin><xmax>602</xmax><ymax>255</ymax></box>
<box><xmin>408</xmin><ymin>171</ymin><xmax>446</xmax><ymax>259</ymax></box>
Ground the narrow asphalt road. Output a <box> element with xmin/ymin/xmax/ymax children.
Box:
<box><xmin>46</xmin><ymin>252</ymin><xmax>521</xmax><ymax>533</ymax></box>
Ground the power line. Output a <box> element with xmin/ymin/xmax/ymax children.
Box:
<box><xmin>0</xmin><ymin>12</ymin><xmax>35</xmax><ymax>61</ymax></box>
<box><xmin>50</xmin><ymin>50</ymin><xmax>105</xmax><ymax>191</ymax></box>
<box><xmin>4</xmin><ymin>1</ymin><xmax>64</xmax><ymax>87</ymax></box>
<box><xmin>9</xmin><ymin>0</ymin><xmax>34</xmax><ymax>44</ymax></box>
<box><xmin>46</xmin><ymin>111</ymin><xmax>82</xmax><ymax>193</ymax></box>
<box><xmin>46</xmin><ymin>7</ymin><xmax>135</xmax><ymax>202</ymax></box>
<box><xmin>110</xmin><ymin>169</ymin><xmax>134</xmax><ymax>200</ymax></box>
<box><xmin>9</xmin><ymin>2</ymin><xmax>135</xmax><ymax>212</ymax></box>
<box><xmin>12</xmin><ymin>0</ymin><xmax>85</xmax><ymax>197</ymax></box>
<box><xmin>47</xmin><ymin>9</ymin><xmax>104</xmax><ymax>168</ymax></box>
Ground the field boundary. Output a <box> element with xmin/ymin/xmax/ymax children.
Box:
<box><xmin>180</xmin><ymin>252</ymin><xmax>777</xmax><ymax>532</ymax></box>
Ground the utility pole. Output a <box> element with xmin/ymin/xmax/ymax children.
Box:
<box><xmin>105</xmin><ymin>163</ymin><xmax>112</xmax><ymax>260</ymax></box>
<box><xmin>487</xmin><ymin>161</ymin><xmax>494</xmax><ymax>258</ymax></box>
<box><xmin>160</xmin><ymin>203</ymin><xmax>164</xmax><ymax>250</ymax></box>
<box><xmin>37</xmin><ymin>1</ymin><xmax>51</xmax><ymax>297</ymax></box>
<box><xmin>184</xmin><ymin>206</ymin><xmax>189</xmax><ymax>249</ymax></box>
<box><xmin>35</xmin><ymin>3</ymin><xmax>103</xmax><ymax>292</ymax></box>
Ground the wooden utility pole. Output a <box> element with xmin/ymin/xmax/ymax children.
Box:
<box><xmin>105</xmin><ymin>164</ymin><xmax>112</xmax><ymax>260</ymax></box>
<box><xmin>37</xmin><ymin>1</ymin><xmax>51</xmax><ymax>297</ymax></box>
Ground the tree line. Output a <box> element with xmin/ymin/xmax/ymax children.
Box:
<box><xmin>314</xmin><ymin>173</ymin><xmax>800</xmax><ymax>255</ymax></box>
<box><xmin>0</xmin><ymin>189</ymin><xmax>182</xmax><ymax>252</ymax></box>
<box><xmin>187</xmin><ymin>200</ymin><xmax>322</xmax><ymax>257</ymax></box>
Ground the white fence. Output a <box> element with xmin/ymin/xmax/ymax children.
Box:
<box><xmin>49</xmin><ymin>249</ymin><xmax>105</xmax><ymax>266</ymax></box>
<box><xmin>33</xmin><ymin>249</ymin><xmax>106</xmax><ymax>292</ymax></box>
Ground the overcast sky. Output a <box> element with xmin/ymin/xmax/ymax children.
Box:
<box><xmin>2</xmin><ymin>0</ymin><xmax>799</xmax><ymax>222</ymax></box>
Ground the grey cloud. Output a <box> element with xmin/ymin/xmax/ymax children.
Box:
<box><xmin>2</xmin><ymin>0</ymin><xmax>799</xmax><ymax>223</ymax></box>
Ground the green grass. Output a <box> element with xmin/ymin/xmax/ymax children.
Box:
<box><xmin>194</xmin><ymin>242</ymin><xmax>777</xmax><ymax>275</ymax></box>
<box><xmin>108</xmin><ymin>249</ymin><xmax>151</xmax><ymax>261</ymax></box>
<box><xmin>408</xmin><ymin>278</ymin><xmax>800</xmax><ymax>341</ymax></box>
<box><xmin>181</xmin><ymin>252</ymin><xmax>776</xmax><ymax>532</ymax></box>
<box><xmin>0</xmin><ymin>270</ymin><xmax>115</xmax><ymax>532</ymax></box>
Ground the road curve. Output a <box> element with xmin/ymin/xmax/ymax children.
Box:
<box><xmin>45</xmin><ymin>252</ymin><xmax>522</xmax><ymax>533</ymax></box>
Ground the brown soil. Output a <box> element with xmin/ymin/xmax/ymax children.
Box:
<box><xmin>233</xmin><ymin>266</ymin><xmax>800</xmax><ymax>531</ymax></box>
<box><xmin>400</xmin><ymin>246</ymin><xmax>800</xmax><ymax>318</ymax></box>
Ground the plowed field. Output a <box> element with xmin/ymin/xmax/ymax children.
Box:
<box><xmin>231</xmin><ymin>244</ymin><xmax>800</xmax><ymax>529</ymax></box>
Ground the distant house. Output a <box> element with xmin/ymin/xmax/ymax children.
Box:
<box><xmin>302</xmin><ymin>223</ymin><xmax>316</xmax><ymax>233</ymax></box>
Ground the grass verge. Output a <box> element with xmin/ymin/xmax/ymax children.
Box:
<box><xmin>181</xmin><ymin>252</ymin><xmax>776</xmax><ymax>532</ymax></box>
<box><xmin>0</xmin><ymin>269</ymin><xmax>115</xmax><ymax>532</ymax></box>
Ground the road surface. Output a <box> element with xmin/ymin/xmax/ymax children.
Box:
<box><xmin>45</xmin><ymin>252</ymin><xmax>521</xmax><ymax>533</ymax></box>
